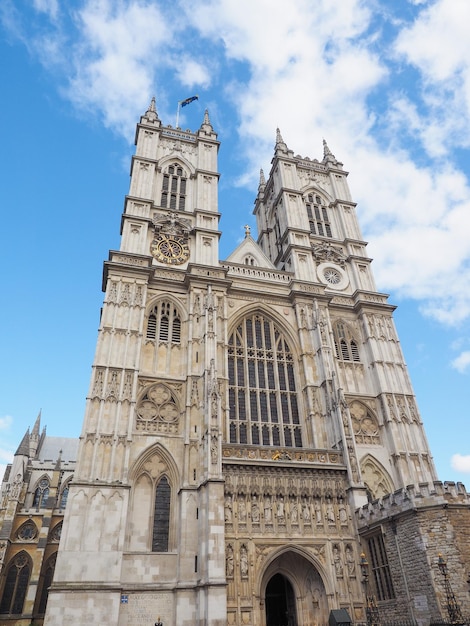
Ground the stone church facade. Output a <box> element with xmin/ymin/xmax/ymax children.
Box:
<box><xmin>2</xmin><ymin>101</ymin><xmax>469</xmax><ymax>625</ymax></box>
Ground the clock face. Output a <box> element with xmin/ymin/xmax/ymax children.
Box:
<box><xmin>150</xmin><ymin>234</ymin><xmax>190</xmax><ymax>265</ymax></box>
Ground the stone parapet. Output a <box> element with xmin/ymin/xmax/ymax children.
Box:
<box><xmin>356</xmin><ymin>481</ymin><xmax>470</xmax><ymax>526</ymax></box>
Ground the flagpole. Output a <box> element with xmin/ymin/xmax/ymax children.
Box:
<box><xmin>176</xmin><ymin>101</ymin><xmax>181</xmax><ymax>128</ymax></box>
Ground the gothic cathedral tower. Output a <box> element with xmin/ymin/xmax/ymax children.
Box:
<box><xmin>45</xmin><ymin>102</ymin><xmax>441</xmax><ymax>626</ymax></box>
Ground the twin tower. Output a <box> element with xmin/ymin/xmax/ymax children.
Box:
<box><xmin>42</xmin><ymin>100</ymin><xmax>468</xmax><ymax>626</ymax></box>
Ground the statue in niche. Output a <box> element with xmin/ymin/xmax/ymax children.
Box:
<box><xmin>276</xmin><ymin>495</ymin><xmax>285</xmax><ymax>522</ymax></box>
<box><xmin>238</xmin><ymin>498</ymin><xmax>247</xmax><ymax>522</ymax></box>
<box><xmin>240</xmin><ymin>544</ymin><xmax>248</xmax><ymax>577</ymax></box>
<box><xmin>345</xmin><ymin>544</ymin><xmax>356</xmax><ymax>576</ymax></box>
<box><xmin>314</xmin><ymin>499</ymin><xmax>322</xmax><ymax>524</ymax></box>
<box><xmin>333</xmin><ymin>544</ymin><xmax>343</xmax><ymax>578</ymax></box>
<box><xmin>226</xmin><ymin>544</ymin><xmax>234</xmax><ymax>577</ymax></box>
<box><xmin>264</xmin><ymin>496</ymin><xmax>272</xmax><ymax>523</ymax></box>
<box><xmin>225</xmin><ymin>496</ymin><xmax>233</xmax><ymax>523</ymax></box>
<box><xmin>251</xmin><ymin>495</ymin><xmax>260</xmax><ymax>523</ymax></box>
<box><xmin>290</xmin><ymin>498</ymin><xmax>298</xmax><ymax>523</ymax></box>
<box><xmin>302</xmin><ymin>498</ymin><xmax>311</xmax><ymax>522</ymax></box>
<box><xmin>326</xmin><ymin>500</ymin><xmax>336</xmax><ymax>525</ymax></box>
<box><xmin>338</xmin><ymin>498</ymin><xmax>348</xmax><ymax>524</ymax></box>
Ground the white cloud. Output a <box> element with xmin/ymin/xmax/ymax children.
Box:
<box><xmin>394</xmin><ymin>0</ymin><xmax>470</xmax><ymax>154</ymax></box>
<box><xmin>33</xmin><ymin>0</ymin><xmax>59</xmax><ymax>20</ymax></box>
<box><xmin>5</xmin><ymin>0</ymin><xmax>470</xmax><ymax>327</ymax></box>
<box><xmin>451</xmin><ymin>351</ymin><xmax>470</xmax><ymax>374</ymax></box>
<box><xmin>451</xmin><ymin>453</ymin><xmax>470</xmax><ymax>473</ymax></box>
<box><xmin>0</xmin><ymin>415</ymin><xmax>12</xmax><ymax>431</ymax></box>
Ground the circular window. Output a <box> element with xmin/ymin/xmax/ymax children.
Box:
<box><xmin>317</xmin><ymin>263</ymin><xmax>349</xmax><ymax>290</ymax></box>
<box><xmin>323</xmin><ymin>268</ymin><xmax>341</xmax><ymax>284</ymax></box>
<box><xmin>17</xmin><ymin>521</ymin><xmax>37</xmax><ymax>541</ymax></box>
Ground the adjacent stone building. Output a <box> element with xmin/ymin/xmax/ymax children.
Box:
<box><xmin>0</xmin><ymin>414</ymin><xmax>77</xmax><ymax>625</ymax></box>
<box><xmin>1</xmin><ymin>101</ymin><xmax>469</xmax><ymax>625</ymax></box>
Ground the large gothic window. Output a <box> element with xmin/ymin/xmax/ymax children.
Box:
<box><xmin>0</xmin><ymin>552</ymin><xmax>31</xmax><ymax>615</ymax></box>
<box><xmin>160</xmin><ymin>164</ymin><xmax>187</xmax><ymax>211</ymax></box>
<box><xmin>152</xmin><ymin>476</ymin><xmax>171</xmax><ymax>552</ymax></box>
<box><xmin>305</xmin><ymin>194</ymin><xmax>332</xmax><ymax>238</ymax></box>
<box><xmin>228</xmin><ymin>313</ymin><xmax>302</xmax><ymax>448</ymax></box>
<box><xmin>146</xmin><ymin>301</ymin><xmax>181</xmax><ymax>344</ymax></box>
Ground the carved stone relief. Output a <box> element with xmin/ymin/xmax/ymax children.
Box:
<box><xmin>135</xmin><ymin>383</ymin><xmax>179</xmax><ymax>434</ymax></box>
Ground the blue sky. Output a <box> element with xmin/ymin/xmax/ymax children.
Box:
<box><xmin>1</xmin><ymin>0</ymin><xmax>469</xmax><ymax>485</ymax></box>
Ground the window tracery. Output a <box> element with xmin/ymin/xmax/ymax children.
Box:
<box><xmin>146</xmin><ymin>301</ymin><xmax>181</xmax><ymax>344</ymax></box>
<box><xmin>305</xmin><ymin>193</ymin><xmax>332</xmax><ymax>238</ymax></box>
<box><xmin>0</xmin><ymin>552</ymin><xmax>31</xmax><ymax>615</ymax></box>
<box><xmin>33</xmin><ymin>478</ymin><xmax>50</xmax><ymax>508</ymax></box>
<box><xmin>136</xmin><ymin>383</ymin><xmax>179</xmax><ymax>434</ymax></box>
<box><xmin>228</xmin><ymin>312</ymin><xmax>302</xmax><ymax>448</ymax></box>
<box><xmin>332</xmin><ymin>320</ymin><xmax>361</xmax><ymax>362</ymax></box>
<box><xmin>160</xmin><ymin>163</ymin><xmax>187</xmax><ymax>211</ymax></box>
<box><xmin>17</xmin><ymin>521</ymin><xmax>38</xmax><ymax>541</ymax></box>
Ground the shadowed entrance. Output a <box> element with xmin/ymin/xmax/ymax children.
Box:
<box><xmin>265</xmin><ymin>573</ymin><xmax>297</xmax><ymax>626</ymax></box>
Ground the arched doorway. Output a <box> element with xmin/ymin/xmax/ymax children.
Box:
<box><xmin>265</xmin><ymin>573</ymin><xmax>297</xmax><ymax>626</ymax></box>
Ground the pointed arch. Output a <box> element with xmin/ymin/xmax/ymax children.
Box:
<box><xmin>37</xmin><ymin>552</ymin><xmax>57</xmax><ymax>615</ymax></box>
<box><xmin>303</xmin><ymin>189</ymin><xmax>333</xmax><ymax>238</ymax></box>
<box><xmin>32</xmin><ymin>475</ymin><xmax>50</xmax><ymax>508</ymax></box>
<box><xmin>127</xmin><ymin>443</ymin><xmax>180</xmax><ymax>552</ymax></box>
<box><xmin>227</xmin><ymin>309</ymin><xmax>302</xmax><ymax>448</ymax></box>
<box><xmin>0</xmin><ymin>551</ymin><xmax>32</xmax><ymax>614</ymax></box>
<box><xmin>332</xmin><ymin>319</ymin><xmax>361</xmax><ymax>362</ymax></box>
<box><xmin>135</xmin><ymin>382</ymin><xmax>180</xmax><ymax>434</ymax></box>
<box><xmin>157</xmin><ymin>155</ymin><xmax>195</xmax><ymax>212</ymax></box>
<box><xmin>360</xmin><ymin>454</ymin><xmax>395</xmax><ymax>500</ymax></box>
<box><xmin>349</xmin><ymin>400</ymin><xmax>380</xmax><ymax>445</ymax></box>
<box><xmin>145</xmin><ymin>298</ymin><xmax>184</xmax><ymax>345</ymax></box>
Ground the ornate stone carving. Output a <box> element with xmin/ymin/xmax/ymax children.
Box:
<box><xmin>136</xmin><ymin>383</ymin><xmax>179</xmax><ymax>434</ymax></box>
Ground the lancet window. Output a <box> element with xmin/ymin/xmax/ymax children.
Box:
<box><xmin>160</xmin><ymin>163</ymin><xmax>187</xmax><ymax>211</ymax></box>
<box><xmin>33</xmin><ymin>478</ymin><xmax>50</xmax><ymax>508</ymax></box>
<box><xmin>305</xmin><ymin>194</ymin><xmax>332</xmax><ymax>238</ymax></box>
<box><xmin>146</xmin><ymin>302</ymin><xmax>181</xmax><ymax>344</ymax></box>
<box><xmin>0</xmin><ymin>552</ymin><xmax>31</xmax><ymax>615</ymax></box>
<box><xmin>333</xmin><ymin>321</ymin><xmax>361</xmax><ymax>362</ymax></box>
<box><xmin>152</xmin><ymin>476</ymin><xmax>171</xmax><ymax>552</ymax></box>
<box><xmin>228</xmin><ymin>313</ymin><xmax>302</xmax><ymax>448</ymax></box>
<box><xmin>37</xmin><ymin>554</ymin><xmax>56</xmax><ymax>615</ymax></box>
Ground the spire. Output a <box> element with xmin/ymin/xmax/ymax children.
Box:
<box><xmin>54</xmin><ymin>449</ymin><xmax>63</xmax><ymax>472</ymax></box>
<box><xmin>140</xmin><ymin>96</ymin><xmax>160</xmax><ymax>127</ymax></box>
<box><xmin>30</xmin><ymin>410</ymin><xmax>41</xmax><ymax>457</ymax></box>
<box><xmin>145</xmin><ymin>96</ymin><xmax>159</xmax><ymax>122</ymax></box>
<box><xmin>322</xmin><ymin>138</ymin><xmax>338</xmax><ymax>165</ymax></box>
<box><xmin>275</xmin><ymin>128</ymin><xmax>288</xmax><ymax>153</ymax></box>
<box><xmin>31</xmin><ymin>410</ymin><xmax>41</xmax><ymax>438</ymax></box>
<box><xmin>200</xmin><ymin>109</ymin><xmax>213</xmax><ymax>131</ymax></box>
<box><xmin>259</xmin><ymin>168</ymin><xmax>266</xmax><ymax>187</ymax></box>
<box><xmin>15</xmin><ymin>428</ymin><xmax>30</xmax><ymax>457</ymax></box>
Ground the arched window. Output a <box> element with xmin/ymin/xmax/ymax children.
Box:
<box><xmin>152</xmin><ymin>476</ymin><xmax>171</xmax><ymax>552</ymax></box>
<box><xmin>59</xmin><ymin>484</ymin><xmax>69</xmax><ymax>508</ymax></box>
<box><xmin>305</xmin><ymin>193</ymin><xmax>332</xmax><ymax>238</ymax></box>
<box><xmin>228</xmin><ymin>313</ymin><xmax>302</xmax><ymax>448</ymax></box>
<box><xmin>33</xmin><ymin>478</ymin><xmax>50</xmax><ymax>509</ymax></box>
<box><xmin>37</xmin><ymin>553</ymin><xmax>56</xmax><ymax>615</ymax></box>
<box><xmin>0</xmin><ymin>552</ymin><xmax>31</xmax><ymax>615</ymax></box>
<box><xmin>146</xmin><ymin>302</ymin><xmax>181</xmax><ymax>344</ymax></box>
<box><xmin>160</xmin><ymin>164</ymin><xmax>187</xmax><ymax>211</ymax></box>
<box><xmin>333</xmin><ymin>321</ymin><xmax>361</xmax><ymax>362</ymax></box>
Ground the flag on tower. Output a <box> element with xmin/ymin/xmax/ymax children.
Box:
<box><xmin>180</xmin><ymin>95</ymin><xmax>199</xmax><ymax>107</ymax></box>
